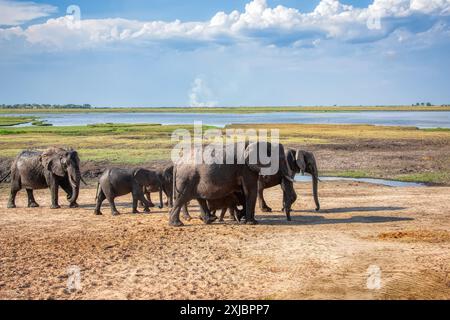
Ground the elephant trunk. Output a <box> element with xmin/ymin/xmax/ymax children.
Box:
<box><xmin>67</xmin><ymin>165</ymin><xmax>81</xmax><ymax>204</ymax></box>
<box><xmin>312</xmin><ymin>163</ymin><xmax>320</xmax><ymax>211</ymax></box>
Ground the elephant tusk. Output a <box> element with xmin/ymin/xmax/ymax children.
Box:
<box><xmin>284</xmin><ymin>175</ymin><xmax>295</xmax><ymax>183</ymax></box>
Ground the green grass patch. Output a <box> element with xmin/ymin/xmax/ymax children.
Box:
<box><xmin>0</xmin><ymin>116</ymin><xmax>35</xmax><ymax>126</ymax></box>
<box><xmin>322</xmin><ymin>170</ymin><xmax>373</xmax><ymax>179</ymax></box>
<box><xmin>395</xmin><ymin>172</ymin><xmax>450</xmax><ymax>184</ymax></box>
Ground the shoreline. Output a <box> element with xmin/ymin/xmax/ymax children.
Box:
<box><xmin>1</xmin><ymin>105</ymin><xmax>450</xmax><ymax>115</ymax></box>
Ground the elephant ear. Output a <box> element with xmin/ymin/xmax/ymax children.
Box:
<box><xmin>295</xmin><ymin>150</ymin><xmax>307</xmax><ymax>174</ymax></box>
<box><xmin>303</xmin><ymin>151</ymin><xmax>318</xmax><ymax>176</ymax></box>
<box><xmin>133</xmin><ymin>168</ymin><xmax>148</xmax><ymax>186</ymax></box>
<box><xmin>244</xmin><ymin>142</ymin><xmax>263</xmax><ymax>173</ymax></box>
<box><xmin>286</xmin><ymin>149</ymin><xmax>298</xmax><ymax>173</ymax></box>
<box><xmin>40</xmin><ymin>149</ymin><xmax>65</xmax><ymax>177</ymax></box>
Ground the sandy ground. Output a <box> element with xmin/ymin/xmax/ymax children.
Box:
<box><xmin>0</xmin><ymin>181</ymin><xmax>449</xmax><ymax>300</ymax></box>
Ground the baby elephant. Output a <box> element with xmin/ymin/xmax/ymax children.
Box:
<box><xmin>94</xmin><ymin>168</ymin><xmax>163</xmax><ymax>215</ymax></box>
<box><xmin>208</xmin><ymin>192</ymin><xmax>245</xmax><ymax>222</ymax></box>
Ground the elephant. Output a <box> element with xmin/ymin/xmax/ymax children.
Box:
<box><xmin>209</xmin><ymin>192</ymin><xmax>245</xmax><ymax>222</ymax></box>
<box><xmin>258</xmin><ymin>149</ymin><xmax>320</xmax><ymax>220</ymax></box>
<box><xmin>181</xmin><ymin>192</ymin><xmax>245</xmax><ymax>222</ymax></box>
<box><xmin>94</xmin><ymin>168</ymin><xmax>163</xmax><ymax>215</ymax></box>
<box><xmin>142</xmin><ymin>165</ymin><xmax>173</xmax><ymax>208</ymax></box>
<box><xmin>6</xmin><ymin>147</ymin><xmax>82</xmax><ymax>209</ymax></box>
<box><xmin>169</xmin><ymin>141</ymin><xmax>295</xmax><ymax>227</ymax></box>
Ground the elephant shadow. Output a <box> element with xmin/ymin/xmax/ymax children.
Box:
<box><xmin>293</xmin><ymin>206</ymin><xmax>407</xmax><ymax>214</ymax></box>
<box><xmin>258</xmin><ymin>214</ymin><xmax>414</xmax><ymax>226</ymax></box>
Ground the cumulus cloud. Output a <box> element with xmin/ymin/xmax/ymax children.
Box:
<box><xmin>0</xmin><ymin>0</ymin><xmax>56</xmax><ymax>26</ymax></box>
<box><xmin>189</xmin><ymin>77</ymin><xmax>218</xmax><ymax>107</ymax></box>
<box><xmin>1</xmin><ymin>0</ymin><xmax>450</xmax><ymax>50</ymax></box>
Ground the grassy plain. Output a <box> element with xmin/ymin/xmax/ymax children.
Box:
<box><xmin>0</xmin><ymin>123</ymin><xmax>449</xmax><ymax>184</ymax></box>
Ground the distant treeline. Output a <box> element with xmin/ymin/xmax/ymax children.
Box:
<box><xmin>0</xmin><ymin>104</ymin><xmax>92</xmax><ymax>109</ymax></box>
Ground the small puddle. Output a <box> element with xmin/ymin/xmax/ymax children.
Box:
<box><xmin>295</xmin><ymin>175</ymin><xmax>426</xmax><ymax>187</ymax></box>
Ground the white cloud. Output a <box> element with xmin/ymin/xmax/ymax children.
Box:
<box><xmin>1</xmin><ymin>0</ymin><xmax>450</xmax><ymax>50</ymax></box>
<box><xmin>189</xmin><ymin>77</ymin><xmax>218</xmax><ymax>107</ymax></box>
<box><xmin>0</xmin><ymin>0</ymin><xmax>56</xmax><ymax>26</ymax></box>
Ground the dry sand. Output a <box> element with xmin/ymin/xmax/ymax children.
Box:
<box><xmin>0</xmin><ymin>181</ymin><xmax>449</xmax><ymax>300</ymax></box>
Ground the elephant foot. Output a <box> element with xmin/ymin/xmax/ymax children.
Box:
<box><xmin>245</xmin><ymin>219</ymin><xmax>258</xmax><ymax>225</ymax></box>
<box><xmin>261</xmin><ymin>207</ymin><xmax>272</xmax><ymax>213</ymax></box>
<box><xmin>169</xmin><ymin>219</ymin><xmax>184</xmax><ymax>227</ymax></box>
<box><xmin>315</xmin><ymin>206</ymin><xmax>320</xmax><ymax>212</ymax></box>
<box><xmin>183</xmin><ymin>214</ymin><xmax>192</xmax><ymax>221</ymax></box>
<box><xmin>158</xmin><ymin>204</ymin><xmax>163</xmax><ymax>209</ymax></box>
<box><xmin>69</xmin><ymin>202</ymin><xmax>79</xmax><ymax>208</ymax></box>
<box><xmin>112</xmin><ymin>211</ymin><xmax>120</xmax><ymax>216</ymax></box>
<box><xmin>7</xmin><ymin>203</ymin><xmax>16</xmax><ymax>209</ymax></box>
<box><xmin>28</xmin><ymin>202</ymin><xmax>40</xmax><ymax>208</ymax></box>
<box><xmin>94</xmin><ymin>210</ymin><xmax>102</xmax><ymax>215</ymax></box>
<box><xmin>50</xmin><ymin>205</ymin><xmax>61</xmax><ymax>209</ymax></box>
<box><xmin>143</xmin><ymin>207</ymin><xmax>151</xmax><ymax>213</ymax></box>
<box><xmin>148</xmin><ymin>203</ymin><xmax>155</xmax><ymax>208</ymax></box>
<box><xmin>132</xmin><ymin>209</ymin><xmax>140</xmax><ymax>214</ymax></box>
<box><xmin>203</xmin><ymin>216</ymin><xmax>217</xmax><ymax>225</ymax></box>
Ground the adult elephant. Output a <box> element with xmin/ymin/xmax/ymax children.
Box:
<box><xmin>169</xmin><ymin>141</ymin><xmax>295</xmax><ymax>227</ymax></box>
<box><xmin>258</xmin><ymin>149</ymin><xmax>320</xmax><ymax>220</ymax></box>
<box><xmin>7</xmin><ymin>147</ymin><xmax>82</xmax><ymax>209</ymax></box>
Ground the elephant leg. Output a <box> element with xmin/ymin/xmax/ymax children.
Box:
<box><xmin>107</xmin><ymin>196</ymin><xmax>119</xmax><ymax>215</ymax></box>
<box><xmin>49</xmin><ymin>183</ymin><xmax>60</xmax><ymax>209</ymax></box>
<box><xmin>146</xmin><ymin>191</ymin><xmax>155</xmax><ymax>207</ymax></box>
<box><xmin>169</xmin><ymin>196</ymin><xmax>191</xmax><ymax>227</ymax></box>
<box><xmin>244</xmin><ymin>182</ymin><xmax>258</xmax><ymax>225</ymax></box>
<box><xmin>138</xmin><ymin>192</ymin><xmax>151</xmax><ymax>213</ymax></box>
<box><xmin>132</xmin><ymin>196</ymin><xmax>140</xmax><ymax>214</ymax></box>
<box><xmin>94</xmin><ymin>190</ymin><xmax>106</xmax><ymax>215</ymax></box>
<box><xmin>258</xmin><ymin>181</ymin><xmax>272</xmax><ymax>212</ymax></box>
<box><xmin>219</xmin><ymin>208</ymin><xmax>227</xmax><ymax>222</ymax></box>
<box><xmin>181</xmin><ymin>203</ymin><xmax>192</xmax><ymax>221</ymax></box>
<box><xmin>7</xmin><ymin>179</ymin><xmax>20</xmax><ymax>209</ymax></box>
<box><xmin>26</xmin><ymin>189</ymin><xmax>39</xmax><ymax>208</ymax></box>
<box><xmin>197</xmin><ymin>199</ymin><xmax>216</xmax><ymax>224</ymax></box>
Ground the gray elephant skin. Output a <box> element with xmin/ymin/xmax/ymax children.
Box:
<box><xmin>95</xmin><ymin>168</ymin><xmax>163</xmax><ymax>215</ymax></box>
<box><xmin>258</xmin><ymin>148</ymin><xmax>320</xmax><ymax>220</ymax></box>
<box><xmin>170</xmin><ymin>142</ymin><xmax>295</xmax><ymax>227</ymax></box>
<box><xmin>143</xmin><ymin>165</ymin><xmax>173</xmax><ymax>208</ymax></box>
<box><xmin>7</xmin><ymin>147</ymin><xmax>82</xmax><ymax>209</ymax></box>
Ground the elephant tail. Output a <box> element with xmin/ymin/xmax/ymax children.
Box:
<box><xmin>172</xmin><ymin>165</ymin><xmax>177</xmax><ymax>201</ymax></box>
<box><xmin>0</xmin><ymin>171</ymin><xmax>11</xmax><ymax>183</ymax></box>
<box><xmin>95</xmin><ymin>182</ymin><xmax>100</xmax><ymax>202</ymax></box>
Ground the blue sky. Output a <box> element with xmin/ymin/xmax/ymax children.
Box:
<box><xmin>0</xmin><ymin>0</ymin><xmax>449</xmax><ymax>107</ymax></box>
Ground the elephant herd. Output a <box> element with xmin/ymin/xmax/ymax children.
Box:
<box><xmin>1</xmin><ymin>142</ymin><xmax>320</xmax><ymax>226</ymax></box>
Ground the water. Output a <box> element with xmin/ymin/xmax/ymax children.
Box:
<box><xmin>10</xmin><ymin>111</ymin><xmax>450</xmax><ymax>128</ymax></box>
<box><xmin>295</xmin><ymin>175</ymin><xmax>425</xmax><ymax>187</ymax></box>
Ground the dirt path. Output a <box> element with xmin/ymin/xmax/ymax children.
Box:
<box><xmin>0</xmin><ymin>181</ymin><xmax>449</xmax><ymax>300</ymax></box>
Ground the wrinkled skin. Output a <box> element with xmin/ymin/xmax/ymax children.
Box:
<box><xmin>258</xmin><ymin>149</ymin><xmax>320</xmax><ymax>220</ymax></box>
<box><xmin>169</xmin><ymin>142</ymin><xmax>293</xmax><ymax>227</ymax></box>
<box><xmin>7</xmin><ymin>148</ymin><xmax>82</xmax><ymax>209</ymax></box>
<box><xmin>142</xmin><ymin>165</ymin><xmax>173</xmax><ymax>208</ymax></box>
<box><xmin>94</xmin><ymin>168</ymin><xmax>162</xmax><ymax>215</ymax></box>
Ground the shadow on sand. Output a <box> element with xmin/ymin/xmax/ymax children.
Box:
<box><xmin>293</xmin><ymin>206</ymin><xmax>407</xmax><ymax>214</ymax></box>
<box><xmin>258</xmin><ymin>214</ymin><xmax>413</xmax><ymax>226</ymax></box>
